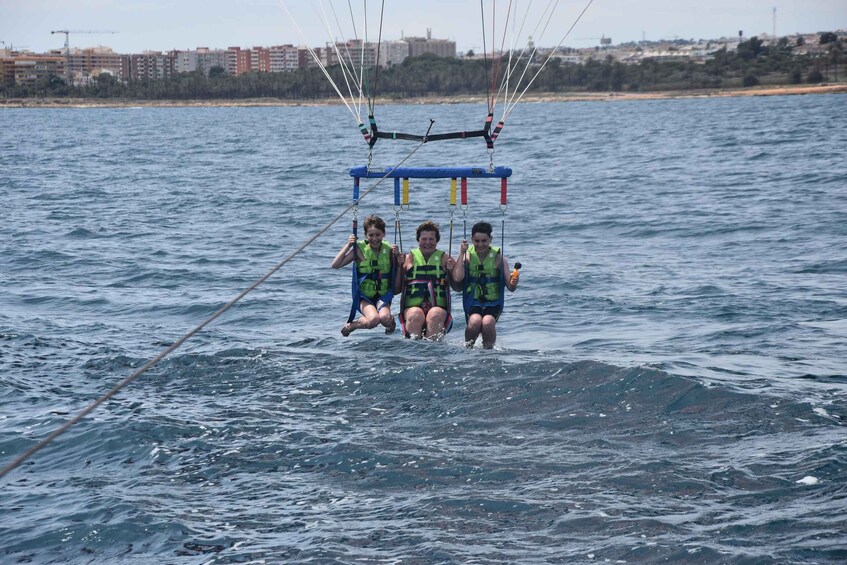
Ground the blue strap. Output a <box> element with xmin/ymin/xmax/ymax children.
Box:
<box><xmin>347</xmin><ymin>261</ymin><xmax>361</xmax><ymax>323</ymax></box>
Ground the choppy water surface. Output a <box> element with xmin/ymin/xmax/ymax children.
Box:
<box><xmin>1</xmin><ymin>94</ymin><xmax>846</xmax><ymax>563</ymax></box>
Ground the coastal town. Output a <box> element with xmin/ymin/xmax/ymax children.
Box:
<box><xmin>1</xmin><ymin>27</ymin><xmax>843</xmax><ymax>89</ymax></box>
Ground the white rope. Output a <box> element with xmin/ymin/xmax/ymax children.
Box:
<box><xmin>360</xmin><ymin>0</ymin><xmax>368</xmax><ymax>116</ymax></box>
<box><xmin>319</xmin><ymin>0</ymin><xmax>365</xmax><ymax>118</ymax></box>
<box><xmin>499</xmin><ymin>0</ymin><xmax>562</xmax><ymax>118</ymax></box>
<box><xmin>494</xmin><ymin>0</ymin><xmax>529</xmax><ymax>111</ymax></box>
<box><xmin>487</xmin><ymin>0</ymin><xmax>514</xmax><ymax>117</ymax></box>
<box><xmin>276</xmin><ymin>0</ymin><xmax>361</xmax><ymax>124</ymax></box>
<box><xmin>502</xmin><ymin>0</ymin><xmax>595</xmax><ymax>121</ymax></box>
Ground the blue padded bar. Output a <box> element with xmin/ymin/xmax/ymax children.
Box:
<box><xmin>349</xmin><ymin>166</ymin><xmax>512</xmax><ymax>179</ymax></box>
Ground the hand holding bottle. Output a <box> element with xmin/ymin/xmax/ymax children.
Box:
<box><xmin>510</xmin><ymin>262</ymin><xmax>522</xmax><ymax>286</ymax></box>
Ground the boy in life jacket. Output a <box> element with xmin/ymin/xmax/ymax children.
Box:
<box><xmin>331</xmin><ymin>215</ymin><xmax>403</xmax><ymax>337</ymax></box>
<box><xmin>400</xmin><ymin>221</ymin><xmax>461</xmax><ymax>340</ymax></box>
<box><xmin>453</xmin><ymin>221</ymin><xmax>519</xmax><ymax>348</ymax></box>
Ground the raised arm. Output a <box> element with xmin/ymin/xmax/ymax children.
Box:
<box><xmin>331</xmin><ymin>234</ymin><xmax>360</xmax><ymax>269</ymax></box>
<box><xmin>452</xmin><ymin>239</ymin><xmax>468</xmax><ymax>289</ymax></box>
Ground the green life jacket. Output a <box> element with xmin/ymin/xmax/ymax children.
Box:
<box><xmin>403</xmin><ymin>248</ymin><xmax>449</xmax><ymax>309</ymax></box>
<box><xmin>356</xmin><ymin>240</ymin><xmax>392</xmax><ymax>300</ymax></box>
<box><xmin>464</xmin><ymin>245</ymin><xmax>504</xmax><ymax>308</ymax></box>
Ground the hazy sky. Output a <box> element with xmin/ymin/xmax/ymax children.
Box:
<box><xmin>2</xmin><ymin>0</ymin><xmax>845</xmax><ymax>54</ymax></box>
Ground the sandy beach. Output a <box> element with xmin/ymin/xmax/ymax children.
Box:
<box><xmin>2</xmin><ymin>83</ymin><xmax>845</xmax><ymax>108</ymax></box>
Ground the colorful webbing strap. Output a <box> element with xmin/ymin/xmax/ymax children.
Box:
<box><xmin>490</xmin><ymin>120</ymin><xmax>505</xmax><ymax>143</ymax></box>
<box><xmin>358</xmin><ymin>123</ymin><xmax>371</xmax><ymax>146</ymax></box>
<box><xmin>369</xmin><ymin>114</ymin><xmax>378</xmax><ymax>136</ymax></box>
<box><xmin>483</xmin><ymin>112</ymin><xmax>495</xmax><ymax>149</ymax></box>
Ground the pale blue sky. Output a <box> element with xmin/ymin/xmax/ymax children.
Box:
<box><xmin>2</xmin><ymin>0</ymin><xmax>845</xmax><ymax>54</ymax></box>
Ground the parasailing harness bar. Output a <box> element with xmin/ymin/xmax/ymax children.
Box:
<box><xmin>349</xmin><ymin>166</ymin><xmax>512</xmax><ymax>180</ymax></box>
<box><xmin>361</xmin><ymin>113</ymin><xmax>505</xmax><ymax>150</ymax></box>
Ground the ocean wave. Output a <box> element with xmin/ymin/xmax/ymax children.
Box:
<box><xmin>5</xmin><ymin>353</ymin><xmax>844</xmax><ymax>563</ymax></box>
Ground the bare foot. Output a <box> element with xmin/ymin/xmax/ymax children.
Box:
<box><xmin>426</xmin><ymin>331</ymin><xmax>445</xmax><ymax>342</ymax></box>
<box><xmin>341</xmin><ymin>323</ymin><xmax>355</xmax><ymax>337</ymax></box>
<box><xmin>384</xmin><ymin>317</ymin><xmax>396</xmax><ymax>335</ymax></box>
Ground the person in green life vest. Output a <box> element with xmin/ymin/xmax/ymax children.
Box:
<box><xmin>453</xmin><ymin>221</ymin><xmax>519</xmax><ymax>348</ymax></box>
<box><xmin>400</xmin><ymin>220</ymin><xmax>460</xmax><ymax>340</ymax></box>
<box><xmin>332</xmin><ymin>215</ymin><xmax>403</xmax><ymax>337</ymax></box>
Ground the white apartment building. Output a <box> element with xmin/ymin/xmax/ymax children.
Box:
<box><xmin>195</xmin><ymin>48</ymin><xmax>227</xmax><ymax>75</ymax></box>
<box><xmin>269</xmin><ymin>45</ymin><xmax>300</xmax><ymax>73</ymax></box>
<box><xmin>175</xmin><ymin>50</ymin><xmax>198</xmax><ymax>73</ymax></box>
<box><xmin>324</xmin><ymin>40</ymin><xmax>378</xmax><ymax>68</ymax></box>
<box><xmin>379</xmin><ymin>40</ymin><xmax>409</xmax><ymax>67</ymax></box>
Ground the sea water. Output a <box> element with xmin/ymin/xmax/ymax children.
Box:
<box><xmin>1</xmin><ymin>94</ymin><xmax>845</xmax><ymax>563</ymax></box>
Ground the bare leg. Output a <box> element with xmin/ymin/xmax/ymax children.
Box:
<box><xmin>379</xmin><ymin>306</ymin><xmax>396</xmax><ymax>334</ymax></box>
<box><xmin>425</xmin><ymin>307</ymin><xmax>448</xmax><ymax>341</ymax></box>
<box><xmin>403</xmin><ymin>307</ymin><xmax>426</xmax><ymax>339</ymax></box>
<box><xmin>465</xmin><ymin>313</ymin><xmax>483</xmax><ymax>347</ymax></box>
<box><xmin>481</xmin><ymin>314</ymin><xmax>498</xmax><ymax>349</ymax></box>
<box><xmin>341</xmin><ymin>301</ymin><xmax>380</xmax><ymax>336</ymax></box>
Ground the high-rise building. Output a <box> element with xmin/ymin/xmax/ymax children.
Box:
<box><xmin>44</xmin><ymin>46</ymin><xmax>121</xmax><ymax>84</ymax></box>
<box><xmin>226</xmin><ymin>47</ymin><xmax>252</xmax><ymax>76</ymax></box>
<box><xmin>379</xmin><ymin>40</ymin><xmax>409</xmax><ymax>67</ymax></box>
<box><xmin>405</xmin><ymin>29</ymin><xmax>456</xmax><ymax>59</ymax></box>
<box><xmin>269</xmin><ymin>45</ymin><xmax>300</xmax><ymax>73</ymax></box>
<box><xmin>325</xmin><ymin>40</ymin><xmax>378</xmax><ymax>69</ymax></box>
<box><xmin>301</xmin><ymin>47</ymin><xmax>322</xmax><ymax>69</ymax></box>
<box><xmin>121</xmin><ymin>52</ymin><xmax>176</xmax><ymax>81</ymax></box>
<box><xmin>195</xmin><ymin>48</ymin><xmax>227</xmax><ymax>76</ymax></box>
<box><xmin>252</xmin><ymin>47</ymin><xmax>271</xmax><ymax>73</ymax></box>
<box><xmin>3</xmin><ymin>54</ymin><xmax>65</xmax><ymax>87</ymax></box>
<box><xmin>174</xmin><ymin>50</ymin><xmax>198</xmax><ymax>73</ymax></box>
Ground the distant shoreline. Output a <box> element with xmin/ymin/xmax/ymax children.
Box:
<box><xmin>2</xmin><ymin>83</ymin><xmax>845</xmax><ymax>108</ymax></box>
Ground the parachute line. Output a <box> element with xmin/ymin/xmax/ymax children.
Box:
<box><xmin>370</xmin><ymin>0</ymin><xmax>386</xmax><ymax>114</ymax></box>
<box><xmin>503</xmin><ymin>0</ymin><xmax>595</xmax><ymax>120</ymax></box>
<box><xmin>276</xmin><ymin>0</ymin><xmax>595</xmax><ymax>151</ymax></box>
<box><xmin>276</xmin><ymin>0</ymin><xmax>361</xmax><ymax>123</ymax></box>
<box><xmin>317</xmin><ymin>0</ymin><xmax>365</xmax><ymax>117</ymax></box>
<box><xmin>328</xmin><ymin>1</ymin><xmax>366</xmax><ymax>115</ymax></box>
<box><xmin>498</xmin><ymin>0</ymin><xmax>561</xmax><ymax>119</ymax></box>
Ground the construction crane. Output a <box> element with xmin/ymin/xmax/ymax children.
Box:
<box><xmin>50</xmin><ymin>29</ymin><xmax>118</xmax><ymax>84</ymax></box>
<box><xmin>1</xmin><ymin>41</ymin><xmax>31</xmax><ymax>53</ymax></box>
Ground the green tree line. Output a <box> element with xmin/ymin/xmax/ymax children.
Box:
<box><xmin>4</xmin><ymin>33</ymin><xmax>843</xmax><ymax>100</ymax></box>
